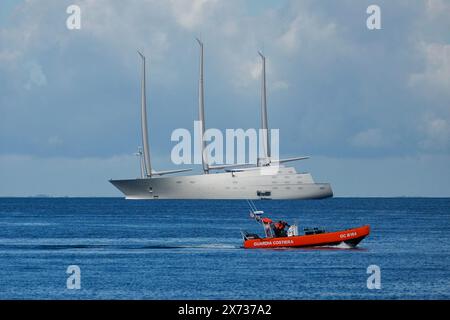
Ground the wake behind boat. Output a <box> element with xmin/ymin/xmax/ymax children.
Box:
<box><xmin>241</xmin><ymin>203</ymin><xmax>370</xmax><ymax>249</ymax></box>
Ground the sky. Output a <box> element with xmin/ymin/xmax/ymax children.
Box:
<box><xmin>0</xmin><ymin>0</ymin><xmax>449</xmax><ymax>197</ymax></box>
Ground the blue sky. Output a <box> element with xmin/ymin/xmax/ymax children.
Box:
<box><xmin>0</xmin><ymin>0</ymin><xmax>449</xmax><ymax>197</ymax></box>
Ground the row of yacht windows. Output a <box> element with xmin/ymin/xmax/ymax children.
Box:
<box><xmin>176</xmin><ymin>178</ymin><xmax>303</xmax><ymax>184</ymax></box>
<box><xmin>171</xmin><ymin>183</ymin><xmax>304</xmax><ymax>190</ymax></box>
<box><xmin>175</xmin><ymin>172</ymin><xmax>300</xmax><ymax>185</ymax></box>
<box><xmin>222</xmin><ymin>186</ymin><xmax>303</xmax><ymax>190</ymax></box>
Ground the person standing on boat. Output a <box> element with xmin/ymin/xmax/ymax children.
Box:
<box><xmin>274</xmin><ymin>220</ymin><xmax>289</xmax><ymax>237</ymax></box>
<box><xmin>261</xmin><ymin>217</ymin><xmax>274</xmax><ymax>238</ymax></box>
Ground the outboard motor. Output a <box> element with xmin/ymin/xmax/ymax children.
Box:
<box><xmin>241</xmin><ymin>231</ymin><xmax>260</xmax><ymax>240</ymax></box>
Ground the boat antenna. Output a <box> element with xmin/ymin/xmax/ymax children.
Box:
<box><xmin>246</xmin><ymin>199</ymin><xmax>258</xmax><ymax>212</ymax></box>
<box><xmin>258</xmin><ymin>51</ymin><xmax>270</xmax><ymax>166</ymax></box>
<box><xmin>137</xmin><ymin>51</ymin><xmax>152</xmax><ymax>177</ymax></box>
<box><xmin>196</xmin><ymin>38</ymin><xmax>209</xmax><ymax>174</ymax></box>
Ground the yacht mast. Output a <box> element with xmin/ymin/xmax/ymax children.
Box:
<box><xmin>137</xmin><ymin>51</ymin><xmax>152</xmax><ymax>177</ymax></box>
<box><xmin>197</xmin><ymin>38</ymin><xmax>209</xmax><ymax>173</ymax></box>
<box><xmin>258</xmin><ymin>51</ymin><xmax>270</xmax><ymax>165</ymax></box>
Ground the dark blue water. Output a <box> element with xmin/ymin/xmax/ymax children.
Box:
<box><xmin>0</xmin><ymin>198</ymin><xmax>449</xmax><ymax>299</ymax></box>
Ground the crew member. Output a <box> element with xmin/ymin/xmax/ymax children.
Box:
<box><xmin>274</xmin><ymin>220</ymin><xmax>289</xmax><ymax>237</ymax></box>
<box><xmin>261</xmin><ymin>217</ymin><xmax>273</xmax><ymax>237</ymax></box>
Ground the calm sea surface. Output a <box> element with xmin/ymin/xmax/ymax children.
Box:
<box><xmin>0</xmin><ymin>197</ymin><xmax>449</xmax><ymax>299</ymax></box>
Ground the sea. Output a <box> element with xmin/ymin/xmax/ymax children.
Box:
<box><xmin>0</xmin><ymin>197</ymin><xmax>449</xmax><ymax>300</ymax></box>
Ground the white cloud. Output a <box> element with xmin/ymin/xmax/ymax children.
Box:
<box><xmin>0</xmin><ymin>1</ymin><xmax>67</xmax><ymax>69</ymax></box>
<box><xmin>350</xmin><ymin>128</ymin><xmax>388</xmax><ymax>148</ymax></box>
<box><xmin>409</xmin><ymin>42</ymin><xmax>450</xmax><ymax>95</ymax></box>
<box><xmin>0</xmin><ymin>49</ymin><xmax>19</xmax><ymax>65</ymax></box>
<box><xmin>278</xmin><ymin>12</ymin><xmax>338</xmax><ymax>55</ymax></box>
<box><xmin>0</xmin><ymin>2</ymin><xmax>449</xmax><ymax>147</ymax></box>
<box><xmin>47</xmin><ymin>135</ymin><xmax>63</xmax><ymax>147</ymax></box>
<box><xmin>220</xmin><ymin>20</ymin><xmax>239</xmax><ymax>37</ymax></box>
<box><xmin>419</xmin><ymin>115</ymin><xmax>450</xmax><ymax>150</ymax></box>
<box><xmin>169</xmin><ymin>0</ymin><xmax>218</xmax><ymax>30</ymax></box>
<box><xmin>230</xmin><ymin>57</ymin><xmax>288</xmax><ymax>92</ymax></box>
<box><xmin>232</xmin><ymin>59</ymin><xmax>261</xmax><ymax>88</ymax></box>
<box><xmin>425</xmin><ymin>0</ymin><xmax>450</xmax><ymax>17</ymax></box>
<box><xmin>24</xmin><ymin>61</ymin><xmax>47</xmax><ymax>90</ymax></box>
<box><xmin>272</xmin><ymin>80</ymin><xmax>289</xmax><ymax>91</ymax></box>
<box><xmin>78</xmin><ymin>0</ymin><xmax>173</xmax><ymax>61</ymax></box>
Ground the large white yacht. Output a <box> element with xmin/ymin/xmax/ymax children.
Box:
<box><xmin>109</xmin><ymin>41</ymin><xmax>333</xmax><ymax>200</ymax></box>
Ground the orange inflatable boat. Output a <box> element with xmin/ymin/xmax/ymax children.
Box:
<box><xmin>242</xmin><ymin>225</ymin><xmax>370</xmax><ymax>249</ymax></box>
<box><xmin>241</xmin><ymin>205</ymin><xmax>370</xmax><ymax>249</ymax></box>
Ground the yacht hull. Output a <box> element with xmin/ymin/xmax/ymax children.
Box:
<box><xmin>110</xmin><ymin>166</ymin><xmax>333</xmax><ymax>200</ymax></box>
